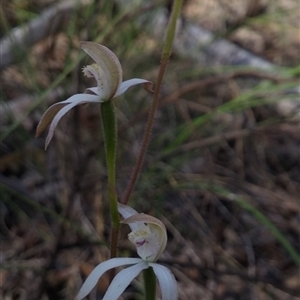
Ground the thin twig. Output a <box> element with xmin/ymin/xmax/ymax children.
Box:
<box><xmin>121</xmin><ymin>0</ymin><xmax>184</xmax><ymax>205</ymax></box>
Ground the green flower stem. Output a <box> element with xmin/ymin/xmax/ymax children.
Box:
<box><xmin>162</xmin><ymin>0</ymin><xmax>183</xmax><ymax>60</ymax></box>
<box><xmin>121</xmin><ymin>0</ymin><xmax>183</xmax><ymax>206</ymax></box>
<box><xmin>144</xmin><ymin>267</ymin><xmax>156</xmax><ymax>300</ymax></box>
<box><xmin>101</xmin><ymin>101</ymin><xmax>120</xmax><ymax>262</ymax></box>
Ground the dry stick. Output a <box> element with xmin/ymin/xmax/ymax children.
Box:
<box><xmin>121</xmin><ymin>64</ymin><xmax>167</xmax><ymax>205</ymax></box>
<box><xmin>121</xmin><ymin>0</ymin><xmax>184</xmax><ymax>205</ymax></box>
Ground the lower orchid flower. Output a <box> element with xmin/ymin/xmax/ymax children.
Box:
<box><xmin>75</xmin><ymin>203</ymin><xmax>178</xmax><ymax>300</ymax></box>
<box><xmin>36</xmin><ymin>41</ymin><xmax>153</xmax><ymax>149</ymax></box>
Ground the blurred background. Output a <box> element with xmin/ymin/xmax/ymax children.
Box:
<box><xmin>1</xmin><ymin>0</ymin><xmax>299</xmax><ymax>299</ymax></box>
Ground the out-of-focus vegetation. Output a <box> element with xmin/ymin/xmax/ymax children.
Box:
<box><xmin>0</xmin><ymin>0</ymin><xmax>299</xmax><ymax>299</ymax></box>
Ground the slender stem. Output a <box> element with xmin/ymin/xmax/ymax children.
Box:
<box><xmin>121</xmin><ymin>0</ymin><xmax>183</xmax><ymax>205</ymax></box>
<box><xmin>101</xmin><ymin>101</ymin><xmax>120</xmax><ymax>263</ymax></box>
<box><xmin>144</xmin><ymin>267</ymin><xmax>156</xmax><ymax>300</ymax></box>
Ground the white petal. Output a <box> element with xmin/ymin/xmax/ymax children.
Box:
<box><xmin>118</xmin><ymin>203</ymin><xmax>140</xmax><ymax>231</ymax></box>
<box><xmin>114</xmin><ymin>78</ymin><xmax>153</xmax><ymax>98</ymax></box>
<box><xmin>149</xmin><ymin>263</ymin><xmax>178</xmax><ymax>300</ymax></box>
<box><xmin>75</xmin><ymin>258</ymin><xmax>142</xmax><ymax>300</ymax></box>
<box><xmin>44</xmin><ymin>95</ymin><xmax>100</xmax><ymax>149</ymax></box>
<box><xmin>103</xmin><ymin>261</ymin><xmax>148</xmax><ymax>300</ymax></box>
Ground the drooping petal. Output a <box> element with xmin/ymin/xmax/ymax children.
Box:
<box><xmin>149</xmin><ymin>263</ymin><xmax>178</xmax><ymax>300</ymax></box>
<box><xmin>122</xmin><ymin>213</ymin><xmax>168</xmax><ymax>262</ymax></box>
<box><xmin>114</xmin><ymin>78</ymin><xmax>153</xmax><ymax>98</ymax></box>
<box><xmin>80</xmin><ymin>42</ymin><xmax>122</xmax><ymax>100</ymax></box>
<box><xmin>36</xmin><ymin>103</ymin><xmax>67</xmax><ymax>138</ymax></box>
<box><xmin>43</xmin><ymin>95</ymin><xmax>100</xmax><ymax>149</ymax></box>
<box><xmin>103</xmin><ymin>261</ymin><xmax>148</xmax><ymax>300</ymax></box>
<box><xmin>36</xmin><ymin>94</ymin><xmax>99</xmax><ymax>138</ymax></box>
<box><xmin>75</xmin><ymin>257</ymin><xmax>142</xmax><ymax>300</ymax></box>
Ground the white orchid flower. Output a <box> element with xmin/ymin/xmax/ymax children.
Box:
<box><xmin>75</xmin><ymin>203</ymin><xmax>178</xmax><ymax>300</ymax></box>
<box><xmin>36</xmin><ymin>41</ymin><xmax>153</xmax><ymax>149</ymax></box>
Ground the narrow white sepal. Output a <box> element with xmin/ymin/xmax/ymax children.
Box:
<box><xmin>75</xmin><ymin>258</ymin><xmax>142</xmax><ymax>300</ymax></box>
<box><xmin>114</xmin><ymin>78</ymin><xmax>152</xmax><ymax>98</ymax></box>
<box><xmin>103</xmin><ymin>261</ymin><xmax>148</xmax><ymax>300</ymax></box>
<box><xmin>45</xmin><ymin>95</ymin><xmax>99</xmax><ymax>149</ymax></box>
<box><xmin>149</xmin><ymin>263</ymin><xmax>178</xmax><ymax>300</ymax></box>
<box><xmin>57</xmin><ymin>93</ymin><xmax>100</xmax><ymax>104</ymax></box>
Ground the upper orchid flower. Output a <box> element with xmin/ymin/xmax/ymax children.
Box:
<box><xmin>75</xmin><ymin>203</ymin><xmax>178</xmax><ymax>300</ymax></box>
<box><xmin>36</xmin><ymin>41</ymin><xmax>153</xmax><ymax>149</ymax></box>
